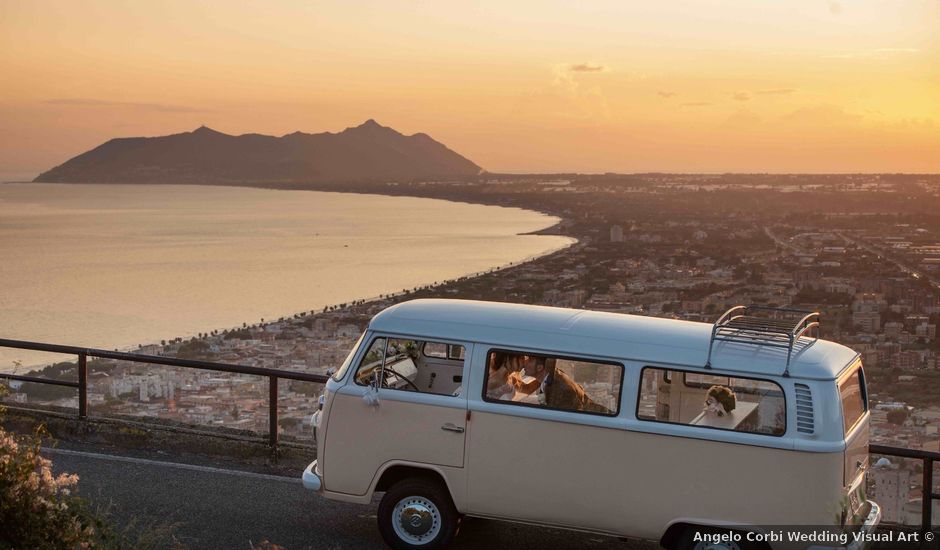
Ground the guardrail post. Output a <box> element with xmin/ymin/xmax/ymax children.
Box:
<box><xmin>924</xmin><ymin>457</ymin><xmax>933</xmax><ymax>532</ymax></box>
<box><xmin>78</xmin><ymin>352</ymin><xmax>87</xmax><ymax>419</ymax></box>
<box><xmin>269</xmin><ymin>375</ymin><xmax>278</xmax><ymax>451</ymax></box>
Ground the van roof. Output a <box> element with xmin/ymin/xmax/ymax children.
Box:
<box><xmin>369</xmin><ymin>299</ymin><xmax>859</xmax><ymax>380</ymax></box>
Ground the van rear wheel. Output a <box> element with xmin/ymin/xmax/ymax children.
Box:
<box><xmin>377</xmin><ymin>478</ymin><xmax>459</xmax><ymax>549</ymax></box>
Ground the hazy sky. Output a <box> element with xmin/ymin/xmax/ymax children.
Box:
<box><xmin>1</xmin><ymin>0</ymin><xmax>938</xmax><ymax>177</ymax></box>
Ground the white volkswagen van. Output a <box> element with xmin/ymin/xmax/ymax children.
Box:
<box><xmin>302</xmin><ymin>300</ymin><xmax>881</xmax><ymax>549</ymax></box>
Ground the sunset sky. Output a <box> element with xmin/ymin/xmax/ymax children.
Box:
<box><xmin>1</xmin><ymin>0</ymin><xmax>938</xmax><ymax>178</ymax></box>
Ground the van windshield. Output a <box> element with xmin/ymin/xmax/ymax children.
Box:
<box><xmin>331</xmin><ymin>332</ymin><xmax>364</xmax><ymax>382</ymax></box>
<box><xmin>839</xmin><ymin>366</ymin><xmax>867</xmax><ymax>433</ymax></box>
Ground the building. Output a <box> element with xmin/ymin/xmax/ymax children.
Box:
<box><xmin>610</xmin><ymin>225</ymin><xmax>624</xmax><ymax>243</ymax></box>
<box><xmin>853</xmin><ymin>292</ymin><xmax>886</xmax><ymax>313</ymax></box>
<box><xmin>884</xmin><ymin>322</ymin><xmax>903</xmax><ymax>339</ymax></box>
<box><xmin>852</xmin><ymin>311</ymin><xmax>881</xmax><ymax>333</ymax></box>
<box><xmin>871</xmin><ymin>459</ymin><xmax>910</xmax><ymax>524</ymax></box>
<box><xmin>914</xmin><ymin>323</ymin><xmax>936</xmax><ymax>340</ymax></box>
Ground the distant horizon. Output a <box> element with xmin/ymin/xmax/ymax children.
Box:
<box><xmin>8</xmin><ymin>169</ymin><xmax>940</xmax><ymax>185</ymax></box>
<box><xmin>7</xmin><ymin>119</ymin><xmax>940</xmax><ymax>182</ymax></box>
<box><xmin>9</xmin><ymin>173</ymin><xmax>940</xmax><ymax>184</ymax></box>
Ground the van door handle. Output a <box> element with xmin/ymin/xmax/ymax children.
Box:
<box><xmin>441</xmin><ymin>423</ymin><xmax>465</xmax><ymax>433</ymax></box>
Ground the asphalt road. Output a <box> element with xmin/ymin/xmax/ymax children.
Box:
<box><xmin>50</xmin><ymin>448</ymin><xmax>653</xmax><ymax>550</ymax></box>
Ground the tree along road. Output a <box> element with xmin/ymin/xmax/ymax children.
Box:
<box><xmin>50</xmin><ymin>448</ymin><xmax>653</xmax><ymax>550</ymax></box>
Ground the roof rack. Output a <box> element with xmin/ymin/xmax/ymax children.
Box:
<box><xmin>705</xmin><ymin>305</ymin><xmax>820</xmax><ymax>377</ymax></box>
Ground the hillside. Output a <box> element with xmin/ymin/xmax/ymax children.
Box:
<box><xmin>34</xmin><ymin>120</ymin><xmax>482</xmax><ymax>184</ymax></box>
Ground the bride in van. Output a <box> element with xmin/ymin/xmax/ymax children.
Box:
<box><xmin>486</xmin><ymin>352</ymin><xmax>608</xmax><ymax>413</ymax></box>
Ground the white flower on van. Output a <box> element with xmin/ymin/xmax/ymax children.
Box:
<box><xmin>362</xmin><ymin>386</ymin><xmax>380</xmax><ymax>407</ymax></box>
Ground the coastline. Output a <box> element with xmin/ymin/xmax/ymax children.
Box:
<box><xmin>183</xmin><ymin>183</ymin><xmax>579</xmax><ymax>349</ymax></box>
<box><xmin>5</xmin><ymin>183</ymin><xmax>579</xmax><ymax>375</ymax></box>
<box><xmin>152</xmin><ymin>211</ymin><xmax>575</xmax><ymax>360</ymax></box>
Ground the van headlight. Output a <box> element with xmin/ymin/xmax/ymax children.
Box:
<box><xmin>311</xmin><ymin>393</ymin><xmax>326</xmax><ymax>439</ymax></box>
<box><xmin>311</xmin><ymin>410</ymin><xmax>321</xmax><ymax>441</ymax></box>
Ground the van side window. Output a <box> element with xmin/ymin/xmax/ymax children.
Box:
<box><xmin>423</xmin><ymin>342</ymin><xmax>466</xmax><ymax>361</ymax></box>
<box><xmin>839</xmin><ymin>367</ymin><xmax>868</xmax><ymax>433</ymax></box>
<box><xmin>482</xmin><ymin>350</ymin><xmax>622</xmax><ymax>416</ymax></box>
<box><xmin>354</xmin><ymin>337</ymin><xmax>465</xmax><ymax>397</ymax></box>
<box><xmin>637</xmin><ymin>367</ymin><xmax>786</xmax><ymax>436</ymax></box>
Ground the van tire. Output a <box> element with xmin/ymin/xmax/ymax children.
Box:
<box><xmin>377</xmin><ymin>477</ymin><xmax>459</xmax><ymax>549</ymax></box>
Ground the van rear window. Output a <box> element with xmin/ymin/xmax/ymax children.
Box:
<box><xmin>839</xmin><ymin>367</ymin><xmax>867</xmax><ymax>433</ymax></box>
<box><xmin>637</xmin><ymin>367</ymin><xmax>786</xmax><ymax>436</ymax></box>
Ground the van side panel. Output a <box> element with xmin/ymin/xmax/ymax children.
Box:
<box><xmin>323</xmin><ymin>388</ymin><xmax>467</xmax><ymax>496</ymax></box>
<box><xmin>466</xmin><ymin>411</ymin><xmax>844</xmax><ymax>538</ymax></box>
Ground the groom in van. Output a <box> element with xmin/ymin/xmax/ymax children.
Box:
<box><xmin>521</xmin><ymin>355</ymin><xmax>609</xmax><ymax>414</ymax></box>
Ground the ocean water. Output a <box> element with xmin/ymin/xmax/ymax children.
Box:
<box><xmin>0</xmin><ymin>183</ymin><xmax>573</xmax><ymax>371</ymax></box>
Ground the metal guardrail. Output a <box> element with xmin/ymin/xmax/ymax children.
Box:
<box><xmin>870</xmin><ymin>444</ymin><xmax>940</xmax><ymax>532</ymax></box>
<box><xmin>1</xmin><ymin>338</ymin><xmax>938</xmax><ymax>528</ymax></box>
<box><xmin>0</xmin><ymin>338</ymin><xmax>329</xmax><ymax>449</ymax></box>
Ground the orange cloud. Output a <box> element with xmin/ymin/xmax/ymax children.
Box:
<box><xmin>45</xmin><ymin>98</ymin><xmax>206</xmax><ymax>113</ymax></box>
<box><xmin>569</xmin><ymin>63</ymin><xmax>607</xmax><ymax>72</ymax></box>
<box><xmin>782</xmin><ymin>104</ymin><xmax>863</xmax><ymax>126</ymax></box>
<box><xmin>756</xmin><ymin>88</ymin><xmax>797</xmax><ymax>96</ymax></box>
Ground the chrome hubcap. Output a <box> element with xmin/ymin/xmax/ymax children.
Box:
<box><xmin>402</xmin><ymin>504</ymin><xmax>432</xmax><ymax>535</ymax></box>
<box><xmin>392</xmin><ymin>496</ymin><xmax>440</xmax><ymax>545</ymax></box>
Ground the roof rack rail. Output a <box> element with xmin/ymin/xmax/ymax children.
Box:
<box><xmin>705</xmin><ymin>305</ymin><xmax>820</xmax><ymax>377</ymax></box>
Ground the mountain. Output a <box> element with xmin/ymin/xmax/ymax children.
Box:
<box><xmin>33</xmin><ymin>120</ymin><xmax>483</xmax><ymax>184</ymax></box>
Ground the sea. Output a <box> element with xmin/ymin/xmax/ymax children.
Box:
<box><xmin>0</xmin><ymin>183</ymin><xmax>573</xmax><ymax>372</ymax></box>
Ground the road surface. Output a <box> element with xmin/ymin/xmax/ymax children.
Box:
<box><xmin>50</xmin><ymin>447</ymin><xmax>653</xmax><ymax>550</ymax></box>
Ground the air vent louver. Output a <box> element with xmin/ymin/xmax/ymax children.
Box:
<box><xmin>794</xmin><ymin>383</ymin><xmax>815</xmax><ymax>434</ymax></box>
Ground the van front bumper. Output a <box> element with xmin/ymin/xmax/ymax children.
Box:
<box><xmin>847</xmin><ymin>501</ymin><xmax>882</xmax><ymax>550</ymax></box>
<box><xmin>302</xmin><ymin>460</ymin><xmax>322</xmax><ymax>491</ymax></box>
<box><xmin>806</xmin><ymin>501</ymin><xmax>881</xmax><ymax>550</ymax></box>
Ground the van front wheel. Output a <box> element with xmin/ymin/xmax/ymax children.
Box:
<box><xmin>672</xmin><ymin>527</ymin><xmax>765</xmax><ymax>550</ymax></box>
<box><xmin>377</xmin><ymin>478</ymin><xmax>459</xmax><ymax>549</ymax></box>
